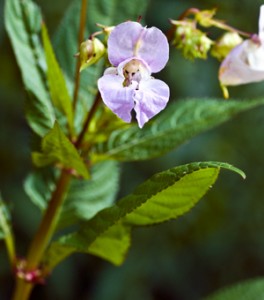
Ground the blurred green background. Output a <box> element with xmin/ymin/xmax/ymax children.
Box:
<box><xmin>1</xmin><ymin>0</ymin><xmax>264</xmax><ymax>299</ymax></box>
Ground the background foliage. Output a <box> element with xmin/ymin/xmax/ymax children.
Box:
<box><xmin>1</xmin><ymin>0</ymin><xmax>264</xmax><ymax>299</ymax></box>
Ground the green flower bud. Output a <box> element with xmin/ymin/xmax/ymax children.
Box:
<box><xmin>172</xmin><ymin>21</ymin><xmax>213</xmax><ymax>60</ymax></box>
<box><xmin>79</xmin><ymin>37</ymin><xmax>105</xmax><ymax>71</ymax></box>
<box><xmin>195</xmin><ymin>9</ymin><xmax>217</xmax><ymax>27</ymax></box>
<box><xmin>95</xmin><ymin>23</ymin><xmax>115</xmax><ymax>36</ymax></box>
<box><xmin>102</xmin><ymin>25</ymin><xmax>115</xmax><ymax>36</ymax></box>
<box><xmin>211</xmin><ymin>32</ymin><xmax>243</xmax><ymax>61</ymax></box>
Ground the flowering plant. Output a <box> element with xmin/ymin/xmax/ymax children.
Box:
<box><xmin>98</xmin><ymin>21</ymin><xmax>170</xmax><ymax>128</ymax></box>
<box><xmin>2</xmin><ymin>1</ymin><xmax>264</xmax><ymax>299</ymax></box>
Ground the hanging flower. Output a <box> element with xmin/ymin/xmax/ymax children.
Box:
<box><xmin>98</xmin><ymin>21</ymin><xmax>170</xmax><ymax>128</ymax></box>
<box><xmin>219</xmin><ymin>5</ymin><xmax>264</xmax><ymax>87</ymax></box>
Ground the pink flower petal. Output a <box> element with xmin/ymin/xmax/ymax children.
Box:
<box><xmin>98</xmin><ymin>74</ymin><xmax>135</xmax><ymax>122</ymax></box>
<box><xmin>108</xmin><ymin>21</ymin><xmax>169</xmax><ymax>73</ymax></box>
<box><xmin>219</xmin><ymin>40</ymin><xmax>264</xmax><ymax>86</ymax></box>
<box><xmin>133</xmin><ymin>79</ymin><xmax>170</xmax><ymax>128</ymax></box>
<box><xmin>137</xmin><ymin>26</ymin><xmax>169</xmax><ymax>73</ymax></box>
<box><xmin>108</xmin><ymin>22</ymin><xmax>143</xmax><ymax>67</ymax></box>
<box><xmin>219</xmin><ymin>5</ymin><xmax>264</xmax><ymax>87</ymax></box>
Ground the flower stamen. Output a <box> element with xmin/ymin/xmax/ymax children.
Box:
<box><xmin>123</xmin><ymin>59</ymin><xmax>141</xmax><ymax>86</ymax></box>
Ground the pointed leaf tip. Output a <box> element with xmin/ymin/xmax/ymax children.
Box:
<box><xmin>42</xmin><ymin>160</ymin><xmax>245</xmax><ymax>270</ymax></box>
<box><xmin>42</xmin><ymin>23</ymin><xmax>74</xmax><ymax>135</ymax></box>
<box><xmin>206</xmin><ymin>161</ymin><xmax>246</xmax><ymax>179</ymax></box>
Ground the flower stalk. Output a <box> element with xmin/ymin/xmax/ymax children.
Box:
<box><xmin>75</xmin><ymin>91</ymin><xmax>101</xmax><ymax>148</ymax></box>
<box><xmin>73</xmin><ymin>0</ymin><xmax>88</xmax><ymax>111</ymax></box>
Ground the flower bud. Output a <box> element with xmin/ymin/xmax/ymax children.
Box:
<box><xmin>195</xmin><ymin>9</ymin><xmax>217</xmax><ymax>27</ymax></box>
<box><xmin>95</xmin><ymin>23</ymin><xmax>115</xmax><ymax>36</ymax></box>
<box><xmin>211</xmin><ymin>32</ymin><xmax>243</xmax><ymax>61</ymax></box>
<box><xmin>79</xmin><ymin>37</ymin><xmax>105</xmax><ymax>71</ymax></box>
<box><xmin>172</xmin><ymin>21</ymin><xmax>213</xmax><ymax>60</ymax></box>
<box><xmin>102</xmin><ymin>25</ymin><xmax>115</xmax><ymax>36</ymax></box>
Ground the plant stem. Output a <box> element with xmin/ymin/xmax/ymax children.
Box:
<box><xmin>12</xmin><ymin>278</ymin><xmax>33</xmax><ymax>300</ymax></box>
<box><xmin>12</xmin><ymin>171</ymin><xmax>71</xmax><ymax>300</ymax></box>
<box><xmin>12</xmin><ymin>2</ymin><xmax>90</xmax><ymax>299</ymax></box>
<box><xmin>27</xmin><ymin>172</ymin><xmax>71</xmax><ymax>268</ymax></box>
<box><xmin>5</xmin><ymin>233</ymin><xmax>15</xmax><ymax>267</ymax></box>
<box><xmin>0</xmin><ymin>198</ymin><xmax>16</xmax><ymax>266</ymax></box>
<box><xmin>75</xmin><ymin>91</ymin><xmax>101</xmax><ymax>148</ymax></box>
<box><xmin>209</xmin><ymin>19</ymin><xmax>251</xmax><ymax>37</ymax></box>
<box><xmin>175</xmin><ymin>7</ymin><xmax>251</xmax><ymax>38</ymax></box>
<box><xmin>73</xmin><ymin>0</ymin><xmax>88</xmax><ymax>111</ymax></box>
<box><xmin>178</xmin><ymin>7</ymin><xmax>200</xmax><ymax>20</ymax></box>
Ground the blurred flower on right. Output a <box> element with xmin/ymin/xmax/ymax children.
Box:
<box><xmin>219</xmin><ymin>5</ymin><xmax>264</xmax><ymax>96</ymax></box>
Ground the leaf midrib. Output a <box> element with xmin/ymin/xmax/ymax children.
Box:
<box><xmin>101</xmin><ymin>99</ymin><xmax>258</xmax><ymax>159</ymax></box>
<box><xmin>62</xmin><ymin>164</ymin><xmax>215</xmax><ymax>248</ymax></box>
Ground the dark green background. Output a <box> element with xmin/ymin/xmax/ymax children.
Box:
<box><xmin>1</xmin><ymin>0</ymin><xmax>264</xmax><ymax>299</ymax></box>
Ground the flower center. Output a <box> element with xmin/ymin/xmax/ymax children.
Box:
<box><xmin>123</xmin><ymin>59</ymin><xmax>141</xmax><ymax>85</ymax></box>
<box><xmin>122</xmin><ymin>59</ymin><xmax>150</xmax><ymax>88</ymax></box>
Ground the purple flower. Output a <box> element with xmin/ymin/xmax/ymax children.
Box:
<box><xmin>98</xmin><ymin>21</ymin><xmax>170</xmax><ymax>128</ymax></box>
<box><xmin>219</xmin><ymin>5</ymin><xmax>264</xmax><ymax>86</ymax></box>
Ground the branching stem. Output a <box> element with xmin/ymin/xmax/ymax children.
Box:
<box><xmin>12</xmin><ymin>1</ymin><xmax>90</xmax><ymax>299</ymax></box>
<box><xmin>12</xmin><ymin>171</ymin><xmax>71</xmax><ymax>300</ymax></box>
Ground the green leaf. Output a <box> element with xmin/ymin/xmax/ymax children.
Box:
<box><xmin>24</xmin><ymin>161</ymin><xmax>120</xmax><ymax>229</ymax></box>
<box><xmin>53</xmin><ymin>0</ymin><xmax>150</xmax><ymax>129</ymax></box>
<box><xmin>122</xmin><ymin>162</ymin><xmax>244</xmax><ymax>226</ymax></box>
<box><xmin>88</xmin><ymin>223</ymin><xmax>131</xmax><ymax>266</ymax></box>
<box><xmin>92</xmin><ymin>98</ymin><xmax>264</xmax><ymax>162</ymax></box>
<box><xmin>4</xmin><ymin>0</ymin><xmax>55</xmax><ymax>136</ymax></box>
<box><xmin>41</xmin><ymin>23</ymin><xmax>74</xmax><ymax>135</ymax></box>
<box><xmin>59</xmin><ymin>161</ymin><xmax>120</xmax><ymax>229</ymax></box>
<box><xmin>205</xmin><ymin>277</ymin><xmax>264</xmax><ymax>300</ymax></box>
<box><xmin>32</xmin><ymin>122</ymin><xmax>89</xmax><ymax>179</ymax></box>
<box><xmin>24</xmin><ymin>167</ymin><xmax>56</xmax><ymax>211</ymax></box>
<box><xmin>43</xmin><ymin>161</ymin><xmax>244</xmax><ymax>269</ymax></box>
